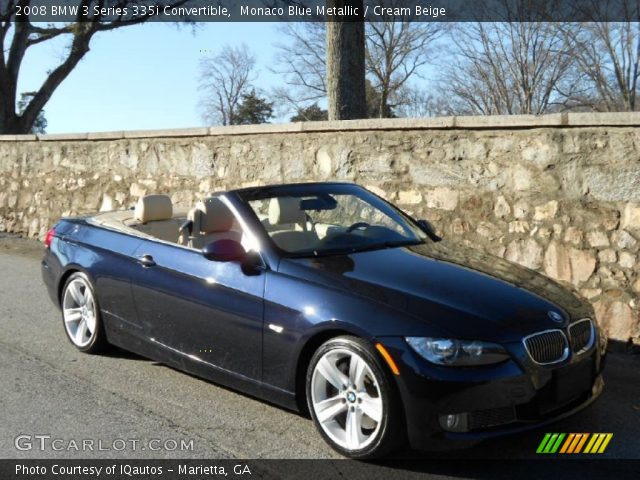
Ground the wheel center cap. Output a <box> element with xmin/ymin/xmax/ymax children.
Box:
<box><xmin>346</xmin><ymin>391</ymin><xmax>356</xmax><ymax>403</ymax></box>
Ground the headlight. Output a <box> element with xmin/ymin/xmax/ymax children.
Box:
<box><xmin>406</xmin><ymin>337</ymin><xmax>509</xmax><ymax>366</ymax></box>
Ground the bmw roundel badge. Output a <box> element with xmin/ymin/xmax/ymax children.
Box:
<box><xmin>548</xmin><ymin>311</ymin><xmax>564</xmax><ymax>323</ymax></box>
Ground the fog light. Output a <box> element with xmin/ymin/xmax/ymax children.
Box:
<box><xmin>445</xmin><ymin>414</ymin><xmax>458</xmax><ymax>429</ymax></box>
<box><xmin>439</xmin><ymin>413</ymin><xmax>469</xmax><ymax>432</ymax></box>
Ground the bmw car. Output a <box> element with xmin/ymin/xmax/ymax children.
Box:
<box><xmin>41</xmin><ymin>182</ymin><xmax>606</xmax><ymax>458</ymax></box>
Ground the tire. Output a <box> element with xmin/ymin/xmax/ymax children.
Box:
<box><xmin>306</xmin><ymin>335</ymin><xmax>404</xmax><ymax>459</ymax></box>
<box><xmin>61</xmin><ymin>272</ymin><xmax>109</xmax><ymax>354</ymax></box>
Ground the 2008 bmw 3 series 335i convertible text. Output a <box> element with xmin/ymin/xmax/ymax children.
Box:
<box><xmin>41</xmin><ymin>182</ymin><xmax>606</xmax><ymax>459</ymax></box>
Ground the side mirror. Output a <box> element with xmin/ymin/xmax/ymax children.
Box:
<box><xmin>241</xmin><ymin>250</ymin><xmax>266</xmax><ymax>276</ymax></box>
<box><xmin>417</xmin><ymin>219</ymin><xmax>442</xmax><ymax>242</ymax></box>
<box><xmin>202</xmin><ymin>239</ymin><xmax>246</xmax><ymax>262</ymax></box>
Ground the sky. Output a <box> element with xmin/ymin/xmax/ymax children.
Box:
<box><xmin>17</xmin><ymin>22</ymin><xmax>285</xmax><ymax>133</ymax></box>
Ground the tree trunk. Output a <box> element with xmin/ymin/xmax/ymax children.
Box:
<box><xmin>379</xmin><ymin>88</ymin><xmax>389</xmax><ymax>118</ymax></box>
<box><xmin>0</xmin><ymin>117</ymin><xmax>17</xmax><ymax>134</ymax></box>
<box><xmin>0</xmin><ymin>65</ymin><xmax>19</xmax><ymax>134</ymax></box>
<box><xmin>0</xmin><ymin>103</ymin><xmax>21</xmax><ymax>134</ymax></box>
<box><xmin>326</xmin><ymin>0</ymin><xmax>366</xmax><ymax>120</ymax></box>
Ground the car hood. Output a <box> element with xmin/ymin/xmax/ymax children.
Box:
<box><xmin>279</xmin><ymin>241</ymin><xmax>592</xmax><ymax>341</ymax></box>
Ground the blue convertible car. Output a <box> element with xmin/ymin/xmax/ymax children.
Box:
<box><xmin>42</xmin><ymin>182</ymin><xmax>606</xmax><ymax>458</ymax></box>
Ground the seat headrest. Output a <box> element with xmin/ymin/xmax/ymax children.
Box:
<box><xmin>269</xmin><ymin>197</ymin><xmax>306</xmax><ymax>225</ymax></box>
<box><xmin>197</xmin><ymin>197</ymin><xmax>235</xmax><ymax>233</ymax></box>
<box><xmin>134</xmin><ymin>194</ymin><xmax>173</xmax><ymax>223</ymax></box>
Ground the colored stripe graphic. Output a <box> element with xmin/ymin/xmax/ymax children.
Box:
<box><xmin>536</xmin><ymin>433</ymin><xmax>552</xmax><ymax>453</ymax></box>
<box><xmin>597</xmin><ymin>434</ymin><xmax>613</xmax><ymax>453</ymax></box>
<box><xmin>574</xmin><ymin>433</ymin><xmax>589</xmax><ymax>453</ymax></box>
<box><xmin>583</xmin><ymin>433</ymin><xmax>598</xmax><ymax>453</ymax></box>
<box><xmin>536</xmin><ymin>433</ymin><xmax>566</xmax><ymax>453</ymax></box>
<box><xmin>567</xmin><ymin>433</ymin><xmax>584</xmax><ymax>453</ymax></box>
<box><xmin>584</xmin><ymin>433</ymin><xmax>614</xmax><ymax>453</ymax></box>
<box><xmin>538</xmin><ymin>433</ymin><xmax>613</xmax><ymax>454</ymax></box>
<box><xmin>544</xmin><ymin>433</ymin><xmax>559</xmax><ymax>453</ymax></box>
<box><xmin>559</xmin><ymin>433</ymin><xmax>575</xmax><ymax>453</ymax></box>
<box><xmin>549</xmin><ymin>433</ymin><xmax>565</xmax><ymax>453</ymax></box>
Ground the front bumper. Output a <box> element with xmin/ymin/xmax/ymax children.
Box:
<box><xmin>377</xmin><ymin>336</ymin><xmax>606</xmax><ymax>450</ymax></box>
<box><xmin>443</xmin><ymin>374</ymin><xmax>603</xmax><ymax>441</ymax></box>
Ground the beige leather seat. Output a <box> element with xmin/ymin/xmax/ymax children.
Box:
<box><xmin>133</xmin><ymin>194</ymin><xmax>182</xmax><ymax>243</ymax></box>
<box><xmin>182</xmin><ymin>197</ymin><xmax>242</xmax><ymax>249</ymax></box>
<box><xmin>268</xmin><ymin>197</ymin><xmax>319</xmax><ymax>251</ymax></box>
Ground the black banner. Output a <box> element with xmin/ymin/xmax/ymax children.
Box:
<box><xmin>1</xmin><ymin>459</ymin><xmax>639</xmax><ymax>480</ymax></box>
<box><xmin>2</xmin><ymin>0</ymin><xmax>640</xmax><ymax>22</ymax></box>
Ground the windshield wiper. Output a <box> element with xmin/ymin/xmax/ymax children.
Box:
<box><xmin>295</xmin><ymin>239</ymin><xmax>423</xmax><ymax>258</ymax></box>
<box><xmin>353</xmin><ymin>239</ymin><xmax>423</xmax><ymax>253</ymax></box>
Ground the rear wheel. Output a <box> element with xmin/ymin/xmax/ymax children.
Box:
<box><xmin>61</xmin><ymin>272</ymin><xmax>108</xmax><ymax>353</ymax></box>
<box><xmin>306</xmin><ymin>336</ymin><xmax>403</xmax><ymax>459</ymax></box>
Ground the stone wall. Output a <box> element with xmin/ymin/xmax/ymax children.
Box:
<box><xmin>0</xmin><ymin>113</ymin><xmax>638</xmax><ymax>343</ymax></box>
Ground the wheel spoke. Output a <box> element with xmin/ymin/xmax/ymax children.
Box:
<box><xmin>345</xmin><ymin>408</ymin><xmax>364</xmax><ymax>450</ymax></box>
<box><xmin>348</xmin><ymin>354</ymin><xmax>367</xmax><ymax>389</ymax></box>
<box><xmin>85</xmin><ymin>296</ymin><xmax>96</xmax><ymax>334</ymax></box>
<box><xmin>316</xmin><ymin>356</ymin><xmax>349</xmax><ymax>391</ymax></box>
<box><xmin>63</xmin><ymin>308</ymin><xmax>82</xmax><ymax>323</ymax></box>
<box><xmin>69</xmin><ymin>282</ymin><xmax>84</xmax><ymax>305</ymax></box>
<box><xmin>315</xmin><ymin>396</ymin><xmax>347</xmax><ymax>423</ymax></box>
<box><xmin>360</xmin><ymin>395</ymin><xmax>383</xmax><ymax>423</ymax></box>
<box><xmin>75</xmin><ymin>319</ymin><xmax>88</xmax><ymax>344</ymax></box>
<box><xmin>85</xmin><ymin>295</ymin><xmax>94</xmax><ymax>313</ymax></box>
<box><xmin>79</xmin><ymin>288</ymin><xmax>88</xmax><ymax>306</ymax></box>
<box><xmin>85</xmin><ymin>314</ymin><xmax>96</xmax><ymax>334</ymax></box>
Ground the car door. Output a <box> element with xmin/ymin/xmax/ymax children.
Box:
<box><xmin>130</xmin><ymin>239</ymin><xmax>265</xmax><ymax>381</ymax></box>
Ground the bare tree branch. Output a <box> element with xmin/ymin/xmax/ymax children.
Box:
<box><xmin>0</xmin><ymin>0</ymin><xmax>191</xmax><ymax>133</ymax></box>
<box><xmin>439</xmin><ymin>5</ymin><xmax>580</xmax><ymax>115</ymax></box>
<box><xmin>270</xmin><ymin>22</ymin><xmax>327</xmax><ymax>113</ymax></box>
<box><xmin>562</xmin><ymin>0</ymin><xmax>640</xmax><ymax>111</ymax></box>
<box><xmin>366</xmin><ymin>6</ymin><xmax>444</xmax><ymax>117</ymax></box>
<box><xmin>198</xmin><ymin>44</ymin><xmax>256</xmax><ymax>126</ymax></box>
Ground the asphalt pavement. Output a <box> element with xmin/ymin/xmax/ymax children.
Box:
<box><xmin>0</xmin><ymin>234</ymin><xmax>638</xmax><ymax>478</ymax></box>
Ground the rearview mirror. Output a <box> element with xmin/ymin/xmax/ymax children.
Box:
<box><xmin>202</xmin><ymin>239</ymin><xmax>246</xmax><ymax>262</ymax></box>
<box><xmin>300</xmin><ymin>194</ymin><xmax>338</xmax><ymax>211</ymax></box>
<box><xmin>417</xmin><ymin>219</ymin><xmax>442</xmax><ymax>242</ymax></box>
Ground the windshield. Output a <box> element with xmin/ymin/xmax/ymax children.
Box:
<box><xmin>240</xmin><ymin>184</ymin><xmax>427</xmax><ymax>257</ymax></box>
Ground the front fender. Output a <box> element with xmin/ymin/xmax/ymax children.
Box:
<box><xmin>261</xmin><ymin>268</ymin><xmax>449</xmax><ymax>395</ymax></box>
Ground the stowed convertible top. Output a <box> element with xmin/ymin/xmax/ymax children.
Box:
<box><xmin>88</xmin><ymin>193</ymin><xmax>243</xmax><ymax>249</ymax></box>
<box><xmin>89</xmin><ymin>195</ymin><xmax>189</xmax><ymax>243</ymax></box>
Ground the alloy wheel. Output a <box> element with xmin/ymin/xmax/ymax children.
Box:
<box><xmin>310</xmin><ymin>348</ymin><xmax>384</xmax><ymax>451</ymax></box>
<box><xmin>62</xmin><ymin>277</ymin><xmax>97</xmax><ymax>348</ymax></box>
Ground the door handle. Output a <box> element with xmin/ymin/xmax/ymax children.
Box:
<box><xmin>137</xmin><ymin>254</ymin><xmax>156</xmax><ymax>267</ymax></box>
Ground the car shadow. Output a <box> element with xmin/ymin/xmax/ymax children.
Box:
<box><xmin>149</xmin><ymin>360</ymin><xmax>307</xmax><ymax>417</ymax></box>
<box><xmin>102</xmin><ymin>345</ymin><xmax>149</xmax><ymax>361</ymax></box>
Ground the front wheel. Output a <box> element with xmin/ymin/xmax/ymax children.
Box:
<box><xmin>61</xmin><ymin>272</ymin><xmax>108</xmax><ymax>353</ymax></box>
<box><xmin>306</xmin><ymin>336</ymin><xmax>404</xmax><ymax>459</ymax></box>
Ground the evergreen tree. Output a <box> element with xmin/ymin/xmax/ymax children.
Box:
<box><xmin>231</xmin><ymin>90</ymin><xmax>274</xmax><ymax>125</ymax></box>
<box><xmin>290</xmin><ymin>104</ymin><xmax>328</xmax><ymax>122</ymax></box>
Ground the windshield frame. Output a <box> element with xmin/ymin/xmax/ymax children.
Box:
<box><xmin>233</xmin><ymin>182</ymin><xmax>429</xmax><ymax>259</ymax></box>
